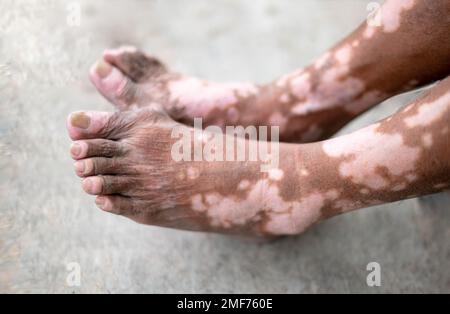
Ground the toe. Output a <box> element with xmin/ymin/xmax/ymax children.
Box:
<box><xmin>82</xmin><ymin>175</ymin><xmax>132</xmax><ymax>195</ymax></box>
<box><xmin>103</xmin><ymin>46</ymin><xmax>167</xmax><ymax>83</ymax></box>
<box><xmin>74</xmin><ymin>157</ymin><xmax>123</xmax><ymax>177</ymax></box>
<box><xmin>95</xmin><ymin>195</ymin><xmax>133</xmax><ymax>216</ymax></box>
<box><xmin>89</xmin><ymin>60</ymin><xmax>141</xmax><ymax>110</ymax></box>
<box><xmin>67</xmin><ymin>111</ymin><xmax>112</xmax><ymax>140</ymax></box>
<box><xmin>96</xmin><ymin>195</ymin><xmax>151</xmax><ymax>222</ymax></box>
<box><xmin>67</xmin><ymin>111</ymin><xmax>132</xmax><ymax>141</ymax></box>
<box><xmin>70</xmin><ymin>139</ymin><xmax>126</xmax><ymax>160</ymax></box>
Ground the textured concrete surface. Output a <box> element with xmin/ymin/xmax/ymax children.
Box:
<box><xmin>1</xmin><ymin>0</ymin><xmax>449</xmax><ymax>293</ymax></box>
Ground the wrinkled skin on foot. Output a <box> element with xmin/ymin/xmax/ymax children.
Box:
<box><xmin>67</xmin><ymin>107</ymin><xmax>324</xmax><ymax>236</ymax></box>
<box><xmin>68</xmin><ymin>76</ymin><xmax>450</xmax><ymax>236</ymax></box>
<box><xmin>70</xmin><ymin>0</ymin><xmax>450</xmax><ymax>236</ymax></box>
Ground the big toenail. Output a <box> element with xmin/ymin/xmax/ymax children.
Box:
<box><xmin>95</xmin><ymin>197</ymin><xmax>106</xmax><ymax>210</ymax></box>
<box><xmin>71</xmin><ymin>112</ymin><xmax>91</xmax><ymax>129</ymax></box>
<box><xmin>74</xmin><ymin>161</ymin><xmax>85</xmax><ymax>174</ymax></box>
<box><xmin>71</xmin><ymin>143</ymin><xmax>82</xmax><ymax>157</ymax></box>
<box><xmin>97</xmin><ymin>60</ymin><xmax>113</xmax><ymax>79</ymax></box>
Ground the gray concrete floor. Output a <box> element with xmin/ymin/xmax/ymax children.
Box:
<box><xmin>1</xmin><ymin>0</ymin><xmax>449</xmax><ymax>293</ymax></box>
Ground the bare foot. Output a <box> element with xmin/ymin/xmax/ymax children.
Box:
<box><xmin>89</xmin><ymin>47</ymin><xmax>363</xmax><ymax>143</ymax></box>
<box><xmin>66</xmin><ymin>106</ymin><xmax>332</xmax><ymax>236</ymax></box>
<box><xmin>89</xmin><ymin>46</ymin><xmax>259</xmax><ymax>127</ymax></box>
<box><xmin>67</xmin><ymin>76</ymin><xmax>450</xmax><ymax>237</ymax></box>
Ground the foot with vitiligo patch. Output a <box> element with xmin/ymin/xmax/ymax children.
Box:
<box><xmin>68</xmin><ymin>75</ymin><xmax>450</xmax><ymax>236</ymax></box>
<box><xmin>89</xmin><ymin>0</ymin><xmax>450</xmax><ymax>144</ymax></box>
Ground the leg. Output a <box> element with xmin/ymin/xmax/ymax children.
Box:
<box><xmin>315</xmin><ymin>75</ymin><xmax>450</xmax><ymax>220</ymax></box>
<box><xmin>67</xmin><ymin>76</ymin><xmax>450</xmax><ymax>236</ymax></box>
<box><xmin>89</xmin><ymin>0</ymin><xmax>450</xmax><ymax>143</ymax></box>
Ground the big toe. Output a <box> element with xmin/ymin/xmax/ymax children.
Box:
<box><xmin>103</xmin><ymin>46</ymin><xmax>168</xmax><ymax>83</ymax></box>
<box><xmin>89</xmin><ymin>60</ymin><xmax>141</xmax><ymax>110</ymax></box>
<box><xmin>67</xmin><ymin>110</ymin><xmax>137</xmax><ymax>141</ymax></box>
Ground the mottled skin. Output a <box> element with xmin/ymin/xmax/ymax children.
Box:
<box><xmin>68</xmin><ymin>76</ymin><xmax>450</xmax><ymax>236</ymax></box>
<box><xmin>90</xmin><ymin>0</ymin><xmax>450</xmax><ymax>143</ymax></box>
<box><xmin>68</xmin><ymin>0</ymin><xmax>450</xmax><ymax>236</ymax></box>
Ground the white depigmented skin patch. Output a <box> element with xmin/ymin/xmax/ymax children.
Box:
<box><xmin>191</xmin><ymin>194</ymin><xmax>206</xmax><ymax>212</ymax></box>
<box><xmin>291</xmin><ymin>101</ymin><xmax>321</xmax><ymax>116</ymax></box>
<box><xmin>276</xmin><ymin>69</ymin><xmax>304</xmax><ymax>88</ymax></box>
<box><xmin>404</xmin><ymin>93</ymin><xmax>450</xmax><ymax>128</ymax></box>
<box><xmin>406</xmin><ymin>174</ymin><xmax>418</xmax><ymax>183</ymax></box>
<box><xmin>380</xmin><ymin>0</ymin><xmax>415</xmax><ymax>32</ymax></box>
<box><xmin>403</xmin><ymin>105</ymin><xmax>414</xmax><ymax>113</ymax></box>
<box><xmin>290</xmin><ymin>72</ymin><xmax>311</xmax><ymax>99</ymax></box>
<box><xmin>268</xmin><ymin>112</ymin><xmax>288</xmax><ymax>133</ymax></box>
<box><xmin>364</xmin><ymin>0</ymin><xmax>415</xmax><ymax>38</ymax></box>
<box><xmin>187</xmin><ymin>167</ymin><xmax>200</xmax><ymax>180</ymax></box>
<box><xmin>268</xmin><ymin>168</ymin><xmax>284</xmax><ymax>181</ymax></box>
<box><xmin>264</xmin><ymin>192</ymin><xmax>325</xmax><ymax>235</ymax></box>
<box><xmin>191</xmin><ymin>180</ymin><xmax>267</xmax><ymax>228</ymax></box>
<box><xmin>335</xmin><ymin>199</ymin><xmax>382</xmax><ymax>213</ymax></box>
<box><xmin>314</xmin><ymin>52</ymin><xmax>331</xmax><ymax>70</ymax></box>
<box><xmin>300</xmin><ymin>168</ymin><xmax>310</xmax><ymax>177</ymax></box>
<box><xmin>422</xmin><ymin>133</ymin><xmax>433</xmax><ymax>148</ymax></box>
<box><xmin>363</xmin><ymin>26</ymin><xmax>376</xmax><ymax>39</ymax></box>
<box><xmin>190</xmin><ymin>179</ymin><xmax>336</xmax><ymax>235</ymax></box>
<box><xmin>392</xmin><ymin>183</ymin><xmax>407</xmax><ymax>192</ymax></box>
<box><xmin>223</xmin><ymin>82</ymin><xmax>259</xmax><ymax>98</ymax></box>
<box><xmin>238</xmin><ymin>180</ymin><xmax>250</xmax><ymax>190</ymax></box>
<box><xmin>279</xmin><ymin>93</ymin><xmax>291</xmax><ymax>103</ymax></box>
<box><xmin>169</xmin><ymin>78</ymin><xmax>238</xmax><ymax>116</ymax></box>
<box><xmin>226</xmin><ymin>107</ymin><xmax>240</xmax><ymax>123</ymax></box>
<box><xmin>323</xmin><ymin>124</ymin><xmax>421</xmax><ymax>190</ymax></box>
<box><xmin>265</xmin><ymin>189</ymin><xmax>338</xmax><ymax>235</ymax></box>
<box><xmin>289</xmin><ymin>53</ymin><xmax>367</xmax><ymax>116</ymax></box>
<box><xmin>168</xmin><ymin>79</ymin><xmax>258</xmax><ymax>118</ymax></box>
<box><xmin>282</xmin><ymin>43</ymin><xmax>374</xmax><ymax>119</ymax></box>
<box><xmin>335</xmin><ymin>45</ymin><xmax>352</xmax><ymax>64</ymax></box>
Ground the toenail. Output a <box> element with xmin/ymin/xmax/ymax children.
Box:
<box><xmin>97</xmin><ymin>60</ymin><xmax>113</xmax><ymax>79</ymax></box>
<box><xmin>71</xmin><ymin>143</ymin><xmax>82</xmax><ymax>157</ymax></box>
<box><xmin>71</xmin><ymin>112</ymin><xmax>91</xmax><ymax>129</ymax></box>
<box><xmin>95</xmin><ymin>197</ymin><xmax>106</xmax><ymax>210</ymax></box>
<box><xmin>74</xmin><ymin>161</ymin><xmax>85</xmax><ymax>174</ymax></box>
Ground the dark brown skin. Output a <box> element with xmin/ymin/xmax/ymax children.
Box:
<box><xmin>66</xmin><ymin>0</ymin><xmax>450</xmax><ymax>236</ymax></box>
<box><xmin>91</xmin><ymin>0</ymin><xmax>450</xmax><ymax>143</ymax></box>
<box><xmin>67</xmin><ymin>76</ymin><xmax>450</xmax><ymax>236</ymax></box>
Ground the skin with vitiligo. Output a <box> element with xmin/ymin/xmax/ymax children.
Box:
<box><xmin>68</xmin><ymin>0</ymin><xmax>450</xmax><ymax>236</ymax></box>
<box><xmin>91</xmin><ymin>0</ymin><xmax>450</xmax><ymax>143</ymax></box>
